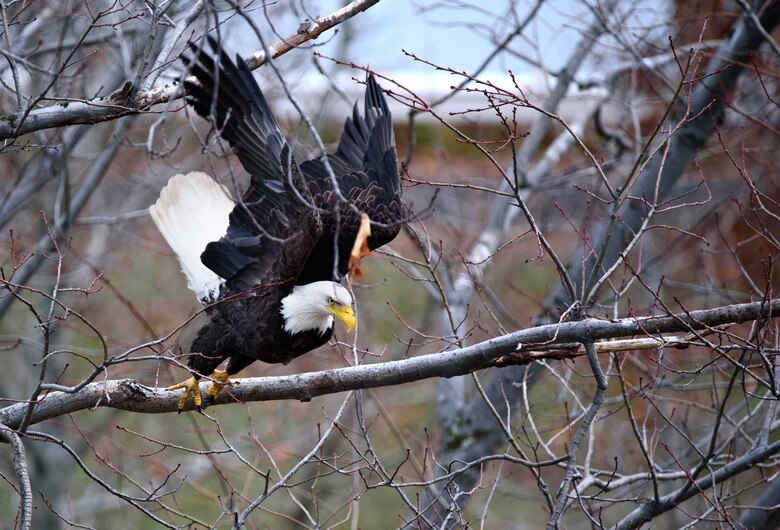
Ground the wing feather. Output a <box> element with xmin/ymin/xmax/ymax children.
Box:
<box><xmin>298</xmin><ymin>75</ymin><xmax>402</xmax><ymax>283</ymax></box>
<box><xmin>183</xmin><ymin>37</ymin><xmax>320</xmax><ymax>293</ymax></box>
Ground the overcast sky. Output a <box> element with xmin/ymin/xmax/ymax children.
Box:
<box><xmin>291</xmin><ymin>0</ymin><xmax>665</xmax><ymax>73</ymax></box>
<box><xmin>223</xmin><ymin>0</ymin><xmax>666</xmax><ymax>122</ymax></box>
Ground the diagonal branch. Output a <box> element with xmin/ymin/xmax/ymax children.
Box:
<box><xmin>0</xmin><ymin>298</ymin><xmax>776</xmax><ymax>430</ymax></box>
<box><xmin>615</xmin><ymin>437</ymin><xmax>780</xmax><ymax>530</ymax></box>
<box><xmin>0</xmin><ymin>0</ymin><xmax>382</xmax><ymax>141</ymax></box>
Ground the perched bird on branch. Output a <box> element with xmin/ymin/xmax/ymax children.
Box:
<box><xmin>149</xmin><ymin>37</ymin><xmax>402</xmax><ymax>411</ymax></box>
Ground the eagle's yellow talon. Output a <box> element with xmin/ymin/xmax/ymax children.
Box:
<box><xmin>204</xmin><ymin>369</ymin><xmax>237</xmax><ymax>404</ymax></box>
<box><xmin>167</xmin><ymin>376</ymin><xmax>202</xmax><ymax>412</ymax></box>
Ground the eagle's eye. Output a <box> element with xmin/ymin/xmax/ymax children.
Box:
<box><xmin>327</xmin><ymin>297</ymin><xmax>335</xmax><ymax>305</ymax></box>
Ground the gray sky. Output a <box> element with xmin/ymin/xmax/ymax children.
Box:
<box><xmin>224</xmin><ymin>0</ymin><xmax>667</xmax><ymax>122</ymax></box>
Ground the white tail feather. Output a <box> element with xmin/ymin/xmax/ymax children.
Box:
<box><xmin>149</xmin><ymin>171</ymin><xmax>234</xmax><ymax>301</ymax></box>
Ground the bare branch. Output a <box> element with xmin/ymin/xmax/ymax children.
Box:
<box><xmin>0</xmin><ymin>0</ymin><xmax>382</xmax><ymax>141</ymax></box>
<box><xmin>0</xmin><ymin>299</ymin><xmax>776</xmax><ymax>430</ymax></box>
<box><xmin>0</xmin><ymin>424</ymin><xmax>32</xmax><ymax>530</ymax></box>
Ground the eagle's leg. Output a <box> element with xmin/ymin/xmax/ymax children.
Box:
<box><xmin>167</xmin><ymin>376</ymin><xmax>203</xmax><ymax>412</ymax></box>
<box><xmin>202</xmin><ymin>355</ymin><xmax>254</xmax><ymax>407</ymax></box>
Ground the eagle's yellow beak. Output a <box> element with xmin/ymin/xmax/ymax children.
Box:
<box><xmin>328</xmin><ymin>304</ymin><xmax>356</xmax><ymax>333</ymax></box>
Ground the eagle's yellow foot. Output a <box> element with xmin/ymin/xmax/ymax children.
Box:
<box><xmin>202</xmin><ymin>369</ymin><xmax>237</xmax><ymax>406</ymax></box>
<box><xmin>167</xmin><ymin>376</ymin><xmax>202</xmax><ymax>413</ymax></box>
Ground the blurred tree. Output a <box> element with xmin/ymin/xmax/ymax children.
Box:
<box><xmin>0</xmin><ymin>1</ymin><xmax>779</xmax><ymax>529</ymax></box>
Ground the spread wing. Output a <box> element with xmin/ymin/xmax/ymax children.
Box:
<box><xmin>183</xmin><ymin>37</ymin><xmax>321</xmax><ymax>293</ymax></box>
<box><xmin>297</xmin><ymin>75</ymin><xmax>403</xmax><ymax>284</ymax></box>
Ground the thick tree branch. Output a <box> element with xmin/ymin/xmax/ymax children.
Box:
<box><xmin>0</xmin><ymin>298</ymin><xmax>776</xmax><ymax>430</ymax></box>
<box><xmin>0</xmin><ymin>0</ymin><xmax>381</xmax><ymax>141</ymax></box>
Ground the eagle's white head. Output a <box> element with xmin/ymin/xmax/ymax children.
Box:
<box><xmin>280</xmin><ymin>281</ymin><xmax>355</xmax><ymax>336</ymax></box>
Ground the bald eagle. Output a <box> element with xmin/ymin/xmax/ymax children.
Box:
<box><xmin>150</xmin><ymin>38</ymin><xmax>402</xmax><ymax>411</ymax></box>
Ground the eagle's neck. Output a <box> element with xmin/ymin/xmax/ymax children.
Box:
<box><xmin>280</xmin><ymin>283</ymin><xmax>335</xmax><ymax>336</ymax></box>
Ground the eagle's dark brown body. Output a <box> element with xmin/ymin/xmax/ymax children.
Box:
<box><xmin>188</xmin><ymin>285</ymin><xmax>332</xmax><ymax>378</ymax></box>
